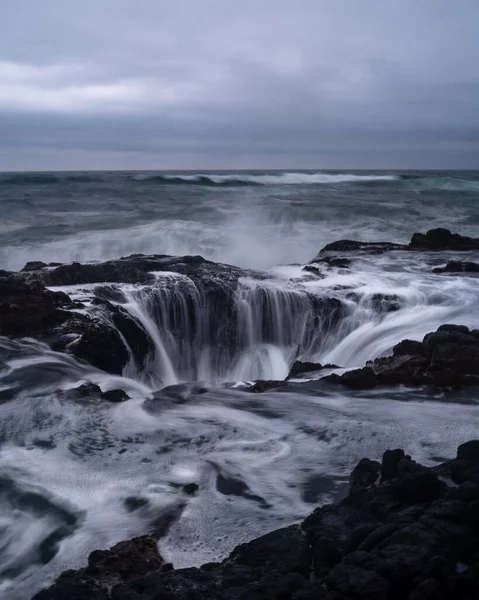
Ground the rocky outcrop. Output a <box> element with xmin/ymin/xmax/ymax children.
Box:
<box><xmin>410</xmin><ymin>228</ymin><xmax>479</xmax><ymax>251</ymax></box>
<box><xmin>433</xmin><ymin>261</ymin><xmax>479</xmax><ymax>274</ymax></box>
<box><xmin>33</xmin><ymin>442</ymin><xmax>479</xmax><ymax>599</ymax></box>
<box><xmin>0</xmin><ymin>276</ymin><xmax>74</xmax><ymax>339</ymax></box>
<box><xmin>311</xmin><ymin>228</ymin><xmax>479</xmax><ymax>262</ymax></box>
<box><xmin>287</xmin><ymin>361</ymin><xmax>339</xmax><ymax>379</ymax></box>
<box><xmin>0</xmin><ymin>272</ymin><xmax>148</xmax><ymax>375</ymax></box>
<box><xmin>25</xmin><ymin>254</ymin><xmax>253</xmax><ymax>288</ymax></box>
<box><xmin>323</xmin><ymin>324</ymin><xmax>479</xmax><ymax>390</ymax></box>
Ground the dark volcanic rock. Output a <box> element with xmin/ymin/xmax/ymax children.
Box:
<box><xmin>312</xmin><ymin>229</ymin><xmax>479</xmax><ymax>261</ymax></box>
<box><xmin>33</xmin><ymin>536</ymin><xmax>163</xmax><ymax>599</ymax></box>
<box><xmin>433</xmin><ymin>261</ymin><xmax>479</xmax><ymax>274</ymax></box>
<box><xmin>323</xmin><ymin>367</ymin><xmax>378</xmax><ymax>390</ymax></box>
<box><xmin>410</xmin><ymin>228</ymin><xmax>479</xmax><ymax>251</ymax></box>
<box><xmin>318</xmin><ymin>239</ymin><xmax>407</xmax><ymax>256</ymax></box>
<box><xmin>34</xmin><ymin>442</ymin><xmax>479</xmax><ymax>599</ymax></box>
<box><xmin>182</xmin><ymin>483</ymin><xmax>199</xmax><ymax>495</ymax></box>
<box><xmin>0</xmin><ymin>275</ymin><xmax>74</xmax><ymax>338</ymax></box>
<box><xmin>324</xmin><ymin>324</ymin><xmax>479</xmax><ymax>391</ymax></box>
<box><xmin>101</xmin><ymin>389</ymin><xmax>130</xmax><ymax>403</ymax></box>
<box><xmin>287</xmin><ymin>361</ymin><xmax>325</xmax><ymax>379</ymax></box>
<box><xmin>248</xmin><ymin>380</ymin><xmax>288</xmax><ymax>393</ymax></box>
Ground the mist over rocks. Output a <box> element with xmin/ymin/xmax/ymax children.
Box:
<box><xmin>32</xmin><ymin>443</ymin><xmax>479</xmax><ymax>600</ymax></box>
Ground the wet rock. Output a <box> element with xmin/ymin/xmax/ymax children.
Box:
<box><xmin>318</xmin><ymin>240</ymin><xmax>407</xmax><ymax>255</ymax></box>
<box><xmin>315</xmin><ymin>256</ymin><xmax>352</xmax><ymax>268</ymax></box>
<box><xmin>457</xmin><ymin>440</ymin><xmax>479</xmax><ymax>461</ymax></box>
<box><xmin>287</xmin><ymin>361</ymin><xmax>326</xmax><ymax>379</ymax></box>
<box><xmin>381</xmin><ymin>449</ymin><xmax>406</xmax><ymax>481</ymax></box>
<box><xmin>392</xmin><ymin>339</ymin><xmax>425</xmax><ymax>357</ymax></box>
<box><xmin>69</xmin><ymin>383</ymin><xmax>102</xmax><ymax>398</ymax></box>
<box><xmin>312</xmin><ymin>229</ymin><xmax>479</xmax><ymax>261</ymax></box>
<box><xmin>71</xmin><ymin>321</ymin><xmax>131</xmax><ymax>375</ymax></box>
<box><xmin>390</xmin><ymin>469</ymin><xmax>442</xmax><ymax>504</ymax></box>
<box><xmin>183</xmin><ymin>483</ymin><xmax>199</xmax><ymax>495</ymax></box>
<box><xmin>323</xmin><ymin>367</ymin><xmax>377</xmax><ymax>390</ymax></box>
<box><xmin>21</xmin><ymin>261</ymin><xmax>49</xmax><ymax>272</ymax></box>
<box><xmin>410</xmin><ymin>228</ymin><xmax>479</xmax><ymax>251</ymax></box>
<box><xmin>301</xmin><ymin>265</ymin><xmax>323</xmax><ymax>276</ymax></box>
<box><xmin>350</xmin><ymin>458</ymin><xmax>381</xmax><ymax>491</ymax></box>
<box><xmin>33</xmin><ymin>536</ymin><xmax>163</xmax><ymax>599</ymax></box>
<box><xmin>370</xmin><ymin>293</ymin><xmax>401</xmax><ymax>313</ymax></box>
<box><xmin>102</xmin><ymin>389</ymin><xmax>130</xmax><ymax>403</ymax></box>
<box><xmin>248</xmin><ymin>380</ymin><xmax>288</xmax><ymax>393</ymax></box>
<box><xmin>433</xmin><ymin>261</ymin><xmax>479</xmax><ymax>274</ymax></box>
<box><xmin>0</xmin><ymin>276</ymin><xmax>73</xmax><ymax>338</ymax></box>
<box><xmin>324</xmin><ymin>325</ymin><xmax>479</xmax><ymax>391</ymax></box>
<box><xmin>124</xmin><ymin>497</ymin><xmax>149</xmax><ymax>512</ymax></box>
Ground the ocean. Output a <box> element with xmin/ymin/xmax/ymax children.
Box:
<box><xmin>1</xmin><ymin>170</ymin><xmax>478</xmax><ymax>271</ymax></box>
<box><xmin>1</xmin><ymin>170</ymin><xmax>479</xmax><ymax>599</ymax></box>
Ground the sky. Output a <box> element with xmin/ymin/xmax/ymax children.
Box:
<box><xmin>1</xmin><ymin>0</ymin><xmax>478</xmax><ymax>170</ymax></box>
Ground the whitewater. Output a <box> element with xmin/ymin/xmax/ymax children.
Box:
<box><xmin>0</xmin><ymin>170</ymin><xmax>478</xmax><ymax>599</ymax></box>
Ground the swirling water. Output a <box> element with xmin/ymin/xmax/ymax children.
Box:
<box><xmin>0</xmin><ymin>170</ymin><xmax>479</xmax><ymax>599</ymax></box>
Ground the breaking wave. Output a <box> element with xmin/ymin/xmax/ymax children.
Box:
<box><xmin>136</xmin><ymin>173</ymin><xmax>399</xmax><ymax>186</ymax></box>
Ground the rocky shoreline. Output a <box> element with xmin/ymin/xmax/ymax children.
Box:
<box><xmin>33</xmin><ymin>441</ymin><xmax>479</xmax><ymax>599</ymax></box>
<box><xmin>1</xmin><ymin>227</ymin><xmax>479</xmax><ymax>598</ymax></box>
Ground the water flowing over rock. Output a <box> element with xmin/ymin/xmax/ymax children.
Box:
<box><xmin>33</xmin><ymin>442</ymin><xmax>479</xmax><ymax>599</ymax></box>
<box><xmin>323</xmin><ymin>324</ymin><xmax>479</xmax><ymax>390</ymax></box>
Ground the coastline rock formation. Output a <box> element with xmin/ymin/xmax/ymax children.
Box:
<box><xmin>33</xmin><ymin>441</ymin><xmax>479</xmax><ymax>599</ymax></box>
<box><xmin>311</xmin><ymin>228</ymin><xmax>479</xmax><ymax>262</ymax></box>
<box><xmin>323</xmin><ymin>324</ymin><xmax>479</xmax><ymax>390</ymax></box>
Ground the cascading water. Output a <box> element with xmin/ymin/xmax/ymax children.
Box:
<box><xmin>82</xmin><ymin>249</ymin><xmax>479</xmax><ymax>389</ymax></box>
<box><xmin>104</xmin><ymin>273</ymin><xmax>346</xmax><ymax>386</ymax></box>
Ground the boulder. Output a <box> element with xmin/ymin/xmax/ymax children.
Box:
<box><xmin>248</xmin><ymin>380</ymin><xmax>288</xmax><ymax>393</ymax></box>
<box><xmin>410</xmin><ymin>228</ymin><xmax>479</xmax><ymax>251</ymax></box>
<box><xmin>287</xmin><ymin>361</ymin><xmax>325</xmax><ymax>379</ymax></box>
<box><xmin>311</xmin><ymin>229</ymin><xmax>479</xmax><ymax>262</ymax></box>
<box><xmin>433</xmin><ymin>261</ymin><xmax>479</xmax><ymax>274</ymax></box>
<box><xmin>101</xmin><ymin>389</ymin><xmax>130</xmax><ymax>403</ymax></box>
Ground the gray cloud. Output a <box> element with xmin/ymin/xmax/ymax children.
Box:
<box><xmin>1</xmin><ymin>0</ymin><xmax>478</xmax><ymax>169</ymax></box>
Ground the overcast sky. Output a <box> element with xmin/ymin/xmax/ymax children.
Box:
<box><xmin>1</xmin><ymin>0</ymin><xmax>478</xmax><ymax>170</ymax></box>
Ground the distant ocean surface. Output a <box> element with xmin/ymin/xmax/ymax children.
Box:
<box><xmin>1</xmin><ymin>170</ymin><xmax>478</xmax><ymax>271</ymax></box>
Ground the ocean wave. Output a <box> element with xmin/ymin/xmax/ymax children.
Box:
<box><xmin>134</xmin><ymin>173</ymin><xmax>399</xmax><ymax>186</ymax></box>
<box><xmin>0</xmin><ymin>173</ymin><xmax>102</xmax><ymax>186</ymax></box>
<box><xmin>402</xmin><ymin>176</ymin><xmax>479</xmax><ymax>192</ymax></box>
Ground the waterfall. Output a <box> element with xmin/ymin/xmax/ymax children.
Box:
<box><xmin>99</xmin><ymin>273</ymin><xmax>346</xmax><ymax>387</ymax></box>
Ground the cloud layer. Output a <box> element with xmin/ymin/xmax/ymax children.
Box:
<box><xmin>1</xmin><ymin>0</ymin><xmax>478</xmax><ymax>169</ymax></box>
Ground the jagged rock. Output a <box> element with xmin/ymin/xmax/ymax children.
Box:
<box><xmin>301</xmin><ymin>265</ymin><xmax>323</xmax><ymax>277</ymax></box>
<box><xmin>34</xmin><ymin>442</ymin><xmax>479</xmax><ymax>599</ymax></box>
<box><xmin>287</xmin><ymin>361</ymin><xmax>326</xmax><ymax>379</ymax></box>
<box><xmin>381</xmin><ymin>449</ymin><xmax>405</xmax><ymax>481</ymax></box>
<box><xmin>312</xmin><ymin>229</ymin><xmax>479</xmax><ymax>261</ymax></box>
<box><xmin>21</xmin><ymin>261</ymin><xmax>49</xmax><ymax>272</ymax></box>
<box><xmin>323</xmin><ymin>325</ymin><xmax>479</xmax><ymax>391</ymax></box>
<box><xmin>323</xmin><ymin>367</ymin><xmax>378</xmax><ymax>390</ymax></box>
<box><xmin>350</xmin><ymin>458</ymin><xmax>381</xmax><ymax>491</ymax></box>
<box><xmin>370</xmin><ymin>293</ymin><xmax>401</xmax><ymax>313</ymax></box>
<box><xmin>433</xmin><ymin>261</ymin><xmax>479</xmax><ymax>274</ymax></box>
<box><xmin>316</xmin><ymin>239</ymin><xmax>407</xmax><ymax>257</ymax></box>
<box><xmin>248</xmin><ymin>380</ymin><xmax>288</xmax><ymax>393</ymax></box>
<box><xmin>410</xmin><ymin>228</ymin><xmax>479</xmax><ymax>251</ymax></box>
<box><xmin>392</xmin><ymin>339</ymin><xmax>425</xmax><ymax>357</ymax></box>
<box><xmin>101</xmin><ymin>389</ymin><xmax>130</xmax><ymax>403</ymax></box>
